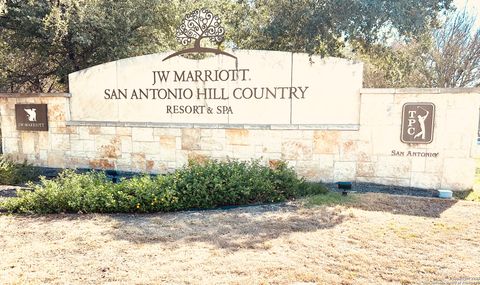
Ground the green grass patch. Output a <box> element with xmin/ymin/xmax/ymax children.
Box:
<box><xmin>0</xmin><ymin>159</ymin><xmax>329</xmax><ymax>214</ymax></box>
<box><xmin>304</xmin><ymin>192</ymin><xmax>356</xmax><ymax>207</ymax></box>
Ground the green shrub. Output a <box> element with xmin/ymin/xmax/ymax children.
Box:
<box><xmin>0</xmin><ymin>155</ymin><xmax>40</xmax><ymax>185</ymax></box>
<box><xmin>1</xmin><ymin>159</ymin><xmax>329</xmax><ymax>214</ymax></box>
<box><xmin>2</xmin><ymin>170</ymin><xmax>116</xmax><ymax>214</ymax></box>
<box><xmin>454</xmin><ymin>189</ymin><xmax>480</xmax><ymax>202</ymax></box>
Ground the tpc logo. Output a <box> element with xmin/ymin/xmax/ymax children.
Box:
<box><xmin>401</xmin><ymin>103</ymin><xmax>435</xmax><ymax>144</ymax></box>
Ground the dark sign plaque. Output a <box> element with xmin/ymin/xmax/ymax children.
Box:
<box><xmin>401</xmin><ymin>103</ymin><xmax>435</xmax><ymax>144</ymax></box>
<box><xmin>15</xmin><ymin>104</ymin><xmax>48</xmax><ymax>131</ymax></box>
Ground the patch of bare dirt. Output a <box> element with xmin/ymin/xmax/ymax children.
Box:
<box><xmin>1</xmin><ymin>193</ymin><xmax>479</xmax><ymax>284</ymax></box>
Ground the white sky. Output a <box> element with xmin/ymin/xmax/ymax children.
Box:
<box><xmin>453</xmin><ymin>0</ymin><xmax>480</xmax><ymax>26</ymax></box>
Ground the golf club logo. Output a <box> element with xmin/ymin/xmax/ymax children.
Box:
<box><xmin>401</xmin><ymin>103</ymin><xmax>435</xmax><ymax>144</ymax></box>
<box><xmin>24</xmin><ymin>108</ymin><xmax>37</xmax><ymax>122</ymax></box>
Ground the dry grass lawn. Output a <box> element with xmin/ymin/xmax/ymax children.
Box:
<box><xmin>1</xmin><ymin>193</ymin><xmax>479</xmax><ymax>285</ymax></box>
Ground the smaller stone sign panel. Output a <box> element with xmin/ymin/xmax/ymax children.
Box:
<box><xmin>401</xmin><ymin>103</ymin><xmax>435</xmax><ymax>144</ymax></box>
<box><xmin>15</xmin><ymin>104</ymin><xmax>48</xmax><ymax>131</ymax></box>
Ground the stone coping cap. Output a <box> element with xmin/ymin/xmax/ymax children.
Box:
<box><xmin>66</xmin><ymin>120</ymin><xmax>360</xmax><ymax>130</ymax></box>
<box><xmin>360</xmin><ymin>88</ymin><xmax>480</xmax><ymax>94</ymax></box>
<box><xmin>0</xmin><ymin>93</ymin><xmax>71</xmax><ymax>98</ymax></box>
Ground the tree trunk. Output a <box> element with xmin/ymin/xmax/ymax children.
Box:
<box><xmin>194</xmin><ymin>38</ymin><xmax>201</xmax><ymax>49</ymax></box>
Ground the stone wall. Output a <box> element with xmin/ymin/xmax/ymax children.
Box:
<box><xmin>1</xmin><ymin>89</ymin><xmax>480</xmax><ymax>190</ymax></box>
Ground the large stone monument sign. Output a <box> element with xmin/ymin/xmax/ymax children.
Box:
<box><xmin>69</xmin><ymin>51</ymin><xmax>363</xmax><ymax>127</ymax></box>
<box><xmin>1</xmin><ymin>51</ymin><xmax>479</xmax><ymax>191</ymax></box>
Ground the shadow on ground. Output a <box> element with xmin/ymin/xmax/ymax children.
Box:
<box><xmin>104</xmin><ymin>204</ymin><xmax>349</xmax><ymax>250</ymax></box>
<box><xmin>345</xmin><ymin>193</ymin><xmax>458</xmax><ymax>218</ymax></box>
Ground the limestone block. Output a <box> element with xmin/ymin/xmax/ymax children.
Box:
<box><xmin>120</xmin><ymin>137</ymin><xmax>132</xmax><ymax>153</ymax></box>
<box><xmin>175</xmin><ymin>151</ymin><xmax>189</xmax><ymax>167</ymax></box>
<box><xmin>51</xmin><ymin>126</ymin><xmax>78</xmax><ymax>135</ymax></box>
<box><xmin>375</xmin><ymin>156</ymin><xmax>411</xmax><ymax>179</ymax></box>
<box><xmin>360</xmin><ymin>100</ymin><xmax>395</xmax><ymax>126</ymax></box>
<box><xmin>355</xmin><ymin>141</ymin><xmax>375</xmax><ymax>162</ymax></box>
<box><xmin>356</xmin><ymin>162</ymin><xmax>376</xmax><ymax>177</ymax></box>
<box><xmin>89</xmin><ymin>159</ymin><xmax>115</xmax><ymax>170</ymax></box>
<box><xmin>146</xmin><ymin>160</ymin><xmax>155</xmax><ymax>172</ymax></box>
<box><xmin>88</xmin><ymin>127</ymin><xmax>101</xmax><ymax>135</ymax></box>
<box><xmin>200</xmin><ymin>137</ymin><xmax>224</xmax><ymax>151</ymax></box>
<box><xmin>281</xmin><ymin>140</ymin><xmax>313</xmax><ymax>160</ymax></box>
<box><xmin>371</xmin><ymin>127</ymin><xmax>408</xmax><ymax>156</ymax></box>
<box><xmin>159</xmin><ymin>135</ymin><xmax>177</xmax><ymax>149</ymax></box>
<box><xmin>79</xmin><ymin>127</ymin><xmax>92</xmax><ymax>140</ymax></box>
<box><xmin>226</xmin><ymin>129</ymin><xmax>250</xmax><ymax>146</ymax></box>
<box><xmin>176</xmin><ymin>137</ymin><xmax>182</xmax><ymax>150</ymax></box>
<box><xmin>116</xmin><ymin>127</ymin><xmax>132</xmax><ymax>136</ymax></box>
<box><xmin>281</xmin><ymin>130</ymin><xmax>305</xmax><ymax>140</ymax></box>
<box><xmin>410</xmin><ymin>172</ymin><xmax>441</xmax><ymax>189</ymax></box>
<box><xmin>3</xmin><ymin>137</ymin><xmax>19</xmax><ymax>153</ymax></box>
<box><xmin>50</xmin><ymin>134</ymin><xmax>70</xmax><ymax>151</ymax></box>
<box><xmin>313</xmin><ymin>131</ymin><xmax>340</xmax><ymax>155</ymax></box>
<box><xmin>210</xmin><ymin>129</ymin><xmax>226</xmax><ymax>138</ymax></box>
<box><xmin>181</xmin><ymin>129</ymin><xmax>201</xmax><ymax>150</ymax></box>
<box><xmin>39</xmin><ymin>150</ymin><xmax>48</xmax><ymax>161</ymax></box>
<box><xmin>132</xmin><ymin>128</ymin><xmax>154</xmax><ymax>142</ymax></box>
<box><xmin>84</xmin><ymin>140</ymin><xmax>96</xmax><ymax>152</ymax></box>
<box><xmin>98</xmin><ymin>136</ymin><xmax>121</xmax><ymax>159</ymax></box>
<box><xmin>441</xmin><ymin>158</ymin><xmax>476</xmax><ymax>190</ymax></box>
<box><xmin>260</xmin><ymin>137</ymin><xmax>282</xmax><ymax>153</ymax></box>
<box><xmin>296</xmin><ymin>161</ymin><xmax>323</xmax><ymax>180</ymax></box>
<box><xmin>70</xmin><ymin>139</ymin><xmax>84</xmax><ymax>152</ymax></box>
<box><xmin>160</xmin><ymin>146</ymin><xmax>176</xmax><ymax>162</ymax></box>
<box><xmin>187</xmin><ymin>151</ymin><xmax>211</xmax><ymax>164</ymax></box>
<box><xmin>231</xmin><ymin>145</ymin><xmax>256</xmax><ymax>159</ymax></box>
<box><xmin>153</xmin><ymin>128</ymin><xmax>182</xmax><ymax>137</ymax></box>
<box><xmin>132</xmin><ymin>141</ymin><xmax>160</xmax><ymax>155</ymax></box>
<box><xmin>68</xmin><ymin>157</ymin><xmax>90</xmax><ymax>169</ymax></box>
<box><xmin>95</xmin><ymin>135</ymin><xmax>114</xmax><ymax>149</ymax></box>
<box><xmin>48</xmin><ymin>104</ymin><xmax>66</xmax><ymax>121</ymax></box>
<box><xmin>442</xmin><ymin>133</ymin><xmax>471</xmax><ymax>158</ymax></box>
<box><xmin>333</xmin><ymin>161</ymin><xmax>356</xmax><ymax>182</ymax></box>
<box><xmin>411</xmin><ymin>157</ymin><xmax>426</xmax><ymax>172</ymax></box>
<box><xmin>424</xmin><ymin>158</ymin><xmax>444</xmax><ymax>174</ymax></box>
<box><xmin>339</xmin><ymin>140</ymin><xmax>358</xmax><ymax>161</ymax></box>
<box><xmin>20</xmin><ymin>133</ymin><xmax>36</xmax><ymax>154</ymax></box>
<box><xmin>131</xmin><ymin>153</ymin><xmax>147</xmax><ymax>172</ymax></box>
<box><xmin>48</xmin><ymin>152</ymin><xmax>67</xmax><ymax>168</ymax></box>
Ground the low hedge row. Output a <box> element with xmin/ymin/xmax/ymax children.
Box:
<box><xmin>1</xmin><ymin>159</ymin><xmax>328</xmax><ymax>214</ymax></box>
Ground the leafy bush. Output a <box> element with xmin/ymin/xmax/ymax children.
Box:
<box><xmin>454</xmin><ymin>189</ymin><xmax>480</xmax><ymax>202</ymax></box>
<box><xmin>0</xmin><ymin>155</ymin><xmax>40</xmax><ymax>185</ymax></box>
<box><xmin>1</xmin><ymin>159</ymin><xmax>329</xmax><ymax>214</ymax></box>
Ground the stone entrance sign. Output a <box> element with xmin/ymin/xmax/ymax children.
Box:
<box><xmin>401</xmin><ymin>103</ymin><xmax>435</xmax><ymax>144</ymax></box>
<box><xmin>15</xmin><ymin>104</ymin><xmax>48</xmax><ymax>131</ymax></box>
<box><xmin>68</xmin><ymin>51</ymin><xmax>363</xmax><ymax>127</ymax></box>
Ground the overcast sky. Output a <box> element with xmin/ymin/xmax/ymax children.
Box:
<box><xmin>453</xmin><ymin>0</ymin><xmax>479</xmax><ymax>26</ymax></box>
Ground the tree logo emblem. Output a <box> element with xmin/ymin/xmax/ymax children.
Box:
<box><xmin>163</xmin><ymin>8</ymin><xmax>236</xmax><ymax>61</ymax></box>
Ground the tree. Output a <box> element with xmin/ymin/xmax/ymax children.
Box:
<box><xmin>429</xmin><ymin>11</ymin><xmax>480</xmax><ymax>87</ymax></box>
<box><xmin>0</xmin><ymin>0</ymin><xmax>177</xmax><ymax>92</ymax></box>
<box><xmin>358</xmin><ymin>10</ymin><xmax>480</xmax><ymax>88</ymax></box>
<box><xmin>163</xmin><ymin>8</ymin><xmax>236</xmax><ymax>61</ymax></box>
<box><xmin>229</xmin><ymin>0</ymin><xmax>453</xmax><ymax>56</ymax></box>
<box><xmin>0</xmin><ymin>0</ymin><xmax>455</xmax><ymax>91</ymax></box>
